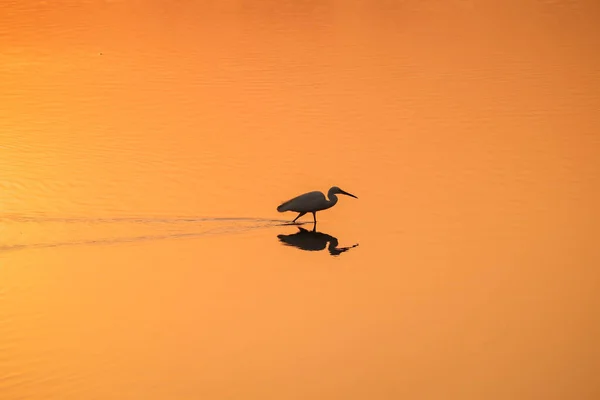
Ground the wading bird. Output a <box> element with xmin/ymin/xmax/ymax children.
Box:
<box><xmin>277</xmin><ymin>186</ymin><xmax>358</xmax><ymax>224</ymax></box>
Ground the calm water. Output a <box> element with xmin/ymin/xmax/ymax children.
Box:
<box><xmin>1</xmin><ymin>1</ymin><xmax>599</xmax><ymax>399</ymax></box>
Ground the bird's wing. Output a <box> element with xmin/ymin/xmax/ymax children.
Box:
<box><xmin>277</xmin><ymin>198</ymin><xmax>295</xmax><ymax>212</ymax></box>
<box><xmin>277</xmin><ymin>191</ymin><xmax>325</xmax><ymax>213</ymax></box>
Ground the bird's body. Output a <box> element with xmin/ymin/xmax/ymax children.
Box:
<box><xmin>277</xmin><ymin>191</ymin><xmax>334</xmax><ymax>213</ymax></box>
<box><xmin>277</xmin><ymin>186</ymin><xmax>357</xmax><ymax>224</ymax></box>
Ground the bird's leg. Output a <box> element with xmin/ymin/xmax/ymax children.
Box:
<box><xmin>312</xmin><ymin>212</ymin><xmax>317</xmax><ymax>224</ymax></box>
<box><xmin>293</xmin><ymin>212</ymin><xmax>306</xmax><ymax>223</ymax></box>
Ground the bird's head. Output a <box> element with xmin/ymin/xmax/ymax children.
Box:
<box><xmin>330</xmin><ymin>186</ymin><xmax>358</xmax><ymax>199</ymax></box>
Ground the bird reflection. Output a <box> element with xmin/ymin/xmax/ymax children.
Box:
<box><xmin>277</xmin><ymin>226</ymin><xmax>358</xmax><ymax>256</ymax></box>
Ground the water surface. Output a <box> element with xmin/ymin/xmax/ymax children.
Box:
<box><xmin>1</xmin><ymin>1</ymin><xmax>599</xmax><ymax>399</ymax></box>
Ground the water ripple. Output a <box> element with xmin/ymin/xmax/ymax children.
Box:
<box><xmin>0</xmin><ymin>214</ymin><xmax>306</xmax><ymax>253</ymax></box>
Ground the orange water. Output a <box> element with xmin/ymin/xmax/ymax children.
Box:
<box><xmin>1</xmin><ymin>1</ymin><xmax>599</xmax><ymax>399</ymax></box>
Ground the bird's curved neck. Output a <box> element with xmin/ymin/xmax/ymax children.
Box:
<box><xmin>327</xmin><ymin>237</ymin><xmax>339</xmax><ymax>249</ymax></box>
<box><xmin>326</xmin><ymin>192</ymin><xmax>339</xmax><ymax>207</ymax></box>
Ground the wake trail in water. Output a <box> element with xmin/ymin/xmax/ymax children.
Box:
<box><xmin>0</xmin><ymin>214</ymin><xmax>305</xmax><ymax>253</ymax></box>
<box><xmin>2</xmin><ymin>214</ymin><xmax>291</xmax><ymax>224</ymax></box>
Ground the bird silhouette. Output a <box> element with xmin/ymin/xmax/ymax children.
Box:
<box><xmin>277</xmin><ymin>186</ymin><xmax>358</xmax><ymax>224</ymax></box>
<box><xmin>277</xmin><ymin>226</ymin><xmax>358</xmax><ymax>256</ymax></box>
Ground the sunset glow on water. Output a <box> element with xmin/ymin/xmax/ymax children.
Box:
<box><xmin>1</xmin><ymin>1</ymin><xmax>599</xmax><ymax>399</ymax></box>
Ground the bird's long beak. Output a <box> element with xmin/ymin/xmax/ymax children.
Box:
<box><xmin>340</xmin><ymin>190</ymin><xmax>358</xmax><ymax>199</ymax></box>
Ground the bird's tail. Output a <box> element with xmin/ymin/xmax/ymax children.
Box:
<box><xmin>277</xmin><ymin>200</ymin><xmax>292</xmax><ymax>212</ymax></box>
